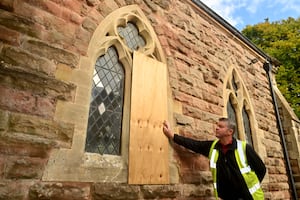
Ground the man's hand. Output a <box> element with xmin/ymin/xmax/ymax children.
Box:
<box><xmin>162</xmin><ymin>120</ymin><xmax>174</xmax><ymax>140</ymax></box>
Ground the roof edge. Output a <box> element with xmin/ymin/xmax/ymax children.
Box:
<box><xmin>191</xmin><ymin>0</ymin><xmax>279</xmax><ymax>66</ymax></box>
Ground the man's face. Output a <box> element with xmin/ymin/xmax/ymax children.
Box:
<box><xmin>215</xmin><ymin>121</ymin><xmax>233</xmax><ymax>139</ymax></box>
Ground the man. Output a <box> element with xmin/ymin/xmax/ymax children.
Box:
<box><xmin>162</xmin><ymin>118</ymin><xmax>266</xmax><ymax>200</ymax></box>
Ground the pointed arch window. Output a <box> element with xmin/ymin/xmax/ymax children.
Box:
<box><xmin>85</xmin><ymin>47</ymin><xmax>125</xmax><ymax>155</ymax></box>
<box><xmin>85</xmin><ymin>21</ymin><xmax>148</xmax><ymax>155</ymax></box>
<box><xmin>43</xmin><ymin>5</ymin><xmax>167</xmax><ymax>183</ymax></box>
<box><xmin>225</xmin><ymin>68</ymin><xmax>256</xmax><ymax>145</ymax></box>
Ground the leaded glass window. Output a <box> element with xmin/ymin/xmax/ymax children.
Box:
<box><xmin>85</xmin><ymin>47</ymin><xmax>125</xmax><ymax>155</ymax></box>
<box><xmin>227</xmin><ymin>99</ymin><xmax>238</xmax><ymax>138</ymax></box>
<box><xmin>118</xmin><ymin>22</ymin><xmax>146</xmax><ymax>51</ymax></box>
<box><xmin>225</xmin><ymin>69</ymin><xmax>256</xmax><ymax>146</ymax></box>
<box><xmin>243</xmin><ymin>106</ymin><xmax>253</xmax><ymax>145</ymax></box>
<box><xmin>85</xmin><ymin>21</ymin><xmax>147</xmax><ymax>155</ymax></box>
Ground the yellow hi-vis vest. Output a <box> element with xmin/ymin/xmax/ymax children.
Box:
<box><xmin>208</xmin><ymin>140</ymin><xmax>264</xmax><ymax>200</ymax></box>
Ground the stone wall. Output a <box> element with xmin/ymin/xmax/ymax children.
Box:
<box><xmin>0</xmin><ymin>0</ymin><xmax>296</xmax><ymax>199</ymax></box>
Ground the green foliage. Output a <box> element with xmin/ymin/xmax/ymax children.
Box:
<box><xmin>242</xmin><ymin>17</ymin><xmax>300</xmax><ymax>119</ymax></box>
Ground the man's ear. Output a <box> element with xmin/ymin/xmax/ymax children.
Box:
<box><xmin>228</xmin><ymin>128</ymin><xmax>234</xmax><ymax>135</ymax></box>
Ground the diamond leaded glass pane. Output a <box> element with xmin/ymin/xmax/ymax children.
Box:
<box><xmin>85</xmin><ymin>47</ymin><xmax>124</xmax><ymax>155</ymax></box>
<box><xmin>227</xmin><ymin>99</ymin><xmax>238</xmax><ymax>138</ymax></box>
<box><xmin>243</xmin><ymin>106</ymin><xmax>253</xmax><ymax>145</ymax></box>
<box><xmin>118</xmin><ymin>22</ymin><xmax>146</xmax><ymax>51</ymax></box>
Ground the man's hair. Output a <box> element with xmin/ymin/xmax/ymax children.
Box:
<box><xmin>219</xmin><ymin>117</ymin><xmax>236</xmax><ymax>133</ymax></box>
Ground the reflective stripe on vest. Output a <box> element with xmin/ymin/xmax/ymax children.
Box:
<box><xmin>209</xmin><ymin>140</ymin><xmax>264</xmax><ymax>200</ymax></box>
<box><xmin>249</xmin><ymin>183</ymin><xmax>261</xmax><ymax>195</ymax></box>
<box><xmin>234</xmin><ymin>140</ymin><xmax>264</xmax><ymax>199</ymax></box>
<box><xmin>208</xmin><ymin>140</ymin><xmax>219</xmax><ymax>198</ymax></box>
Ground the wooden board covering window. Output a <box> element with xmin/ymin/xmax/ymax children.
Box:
<box><xmin>128</xmin><ymin>51</ymin><xmax>169</xmax><ymax>184</ymax></box>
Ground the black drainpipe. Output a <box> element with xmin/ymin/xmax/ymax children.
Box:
<box><xmin>263</xmin><ymin>61</ymin><xmax>298</xmax><ymax>200</ymax></box>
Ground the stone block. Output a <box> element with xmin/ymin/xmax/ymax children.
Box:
<box><xmin>0</xmin><ymin>25</ymin><xmax>20</xmax><ymax>45</ymax></box>
<box><xmin>0</xmin><ymin>181</ymin><xmax>30</xmax><ymax>200</ymax></box>
<box><xmin>75</xmin><ymin>85</ymin><xmax>91</xmax><ymax>105</ymax></box>
<box><xmin>173</xmin><ymin>91</ymin><xmax>193</xmax><ymax>105</ymax></box>
<box><xmin>96</xmin><ymin>1</ymin><xmax>116</xmax><ymax>17</ymax></box>
<box><xmin>9</xmin><ymin>112</ymin><xmax>74</xmax><ymax>146</ymax></box>
<box><xmin>0</xmin><ymin>85</ymin><xmax>56</xmax><ymax>118</ymax></box>
<box><xmin>0</xmin><ymin>0</ymin><xmax>14</xmax><ymax>11</ymax></box>
<box><xmin>29</xmin><ymin>182</ymin><xmax>90</xmax><ymax>200</ymax></box>
<box><xmin>23</xmin><ymin>39</ymin><xmax>80</xmax><ymax>68</ymax></box>
<box><xmin>0</xmin><ymin>133</ymin><xmax>53</xmax><ymax>158</ymax></box>
<box><xmin>181</xmin><ymin>183</ymin><xmax>213</xmax><ymax>199</ymax></box>
<box><xmin>0</xmin><ymin>85</ymin><xmax>37</xmax><ymax>114</ymax></box>
<box><xmin>93</xmin><ymin>183</ymin><xmax>140</xmax><ymax>200</ymax></box>
<box><xmin>174</xmin><ymin>113</ymin><xmax>193</xmax><ymax>126</ymax></box>
<box><xmin>0</xmin><ymin>109</ymin><xmax>8</xmax><ymax>131</ymax></box>
<box><xmin>70</xmin><ymin>68</ymin><xmax>92</xmax><ymax>87</ymax></box>
<box><xmin>141</xmin><ymin>185</ymin><xmax>180</xmax><ymax>199</ymax></box>
<box><xmin>82</xmin><ymin>17</ymin><xmax>97</xmax><ymax>33</ymax></box>
<box><xmin>0</xmin><ymin>46</ymin><xmax>56</xmax><ymax>76</ymax></box>
<box><xmin>0</xmin><ymin>156</ymin><xmax>4</xmax><ymax>179</ymax></box>
<box><xmin>0</xmin><ymin>8</ymin><xmax>42</xmax><ymax>38</ymax></box>
<box><xmin>5</xmin><ymin>156</ymin><xmax>46</xmax><ymax>179</ymax></box>
<box><xmin>0</xmin><ymin>62</ymin><xmax>76</xmax><ymax>102</ymax></box>
<box><xmin>62</xmin><ymin>0</ymin><xmax>83</xmax><ymax>14</ymax></box>
<box><xmin>55</xmin><ymin>63</ymin><xmax>73</xmax><ymax>81</ymax></box>
<box><xmin>54</xmin><ymin>101</ymin><xmax>89</xmax><ymax>124</ymax></box>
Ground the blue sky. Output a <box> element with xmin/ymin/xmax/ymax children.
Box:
<box><xmin>200</xmin><ymin>0</ymin><xmax>300</xmax><ymax>30</ymax></box>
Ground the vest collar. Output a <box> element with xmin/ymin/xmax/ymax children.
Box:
<box><xmin>216</xmin><ymin>137</ymin><xmax>237</xmax><ymax>152</ymax></box>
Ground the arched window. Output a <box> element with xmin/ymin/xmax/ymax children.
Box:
<box><xmin>43</xmin><ymin>5</ymin><xmax>167</xmax><ymax>183</ymax></box>
<box><xmin>84</xmin><ymin>19</ymin><xmax>150</xmax><ymax>155</ymax></box>
<box><xmin>85</xmin><ymin>47</ymin><xmax>125</xmax><ymax>155</ymax></box>
<box><xmin>85</xmin><ymin>22</ymin><xmax>148</xmax><ymax>155</ymax></box>
<box><xmin>224</xmin><ymin>68</ymin><xmax>256</xmax><ymax>145</ymax></box>
<box><xmin>82</xmin><ymin>6</ymin><xmax>169</xmax><ymax>184</ymax></box>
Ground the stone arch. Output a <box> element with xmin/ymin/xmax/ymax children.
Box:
<box><xmin>42</xmin><ymin>5</ymin><xmax>166</xmax><ymax>182</ymax></box>
<box><xmin>87</xmin><ymin>5</ymin><xmax>166</xmax><ymax>64</ymax></box>
<box><xmin>223</xmin><ymin>65</ymin><xmax>261</xmax><ymax>150</ymax></box>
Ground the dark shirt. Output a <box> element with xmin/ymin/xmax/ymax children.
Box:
<box><xmin>174</xmin><ymin>134</ymin><xmax>266</xmax><ymax>200</ymax></box>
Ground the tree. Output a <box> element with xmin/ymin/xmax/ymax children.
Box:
<box><xmin>242</xmin><ymin>17</ymin><xmax>300</xmax><ymax>119</ymax></box>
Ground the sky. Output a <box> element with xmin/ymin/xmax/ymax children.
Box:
<box><xmin>200</xmin><ymin>0</ymin><xmax>300</xmax><ymax>30</ymax></box>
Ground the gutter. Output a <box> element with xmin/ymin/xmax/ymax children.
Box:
<box><xmin>191</xmin><ymin>0</ymin><xmax>298</xmax><ymax>199</ymax></box>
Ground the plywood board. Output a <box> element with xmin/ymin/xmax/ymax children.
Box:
<box><xmin>128</xmin><ymin>51</ymin><xmax>169</xmax><ymax>184</ymax></box>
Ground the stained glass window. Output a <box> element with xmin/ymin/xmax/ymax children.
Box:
<box><xmin>85</xmin><ymin>47</ymin><xmax>125</xmax><ymax>155</ymax></box>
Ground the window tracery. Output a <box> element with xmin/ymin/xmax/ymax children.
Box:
<box><xmin>43</xmin><ymin>5</ymin><xmax>166</xmax><ymax>182</ymax></box>
<box><xmin>84</xmin><ymin>6</ymin><xmax>165</xmax><ymax>156</ymax></box>
<box><xmin>225</xmin><ymin>68</ymin><xmax>256</xmax><ymax>145</ymax></box>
